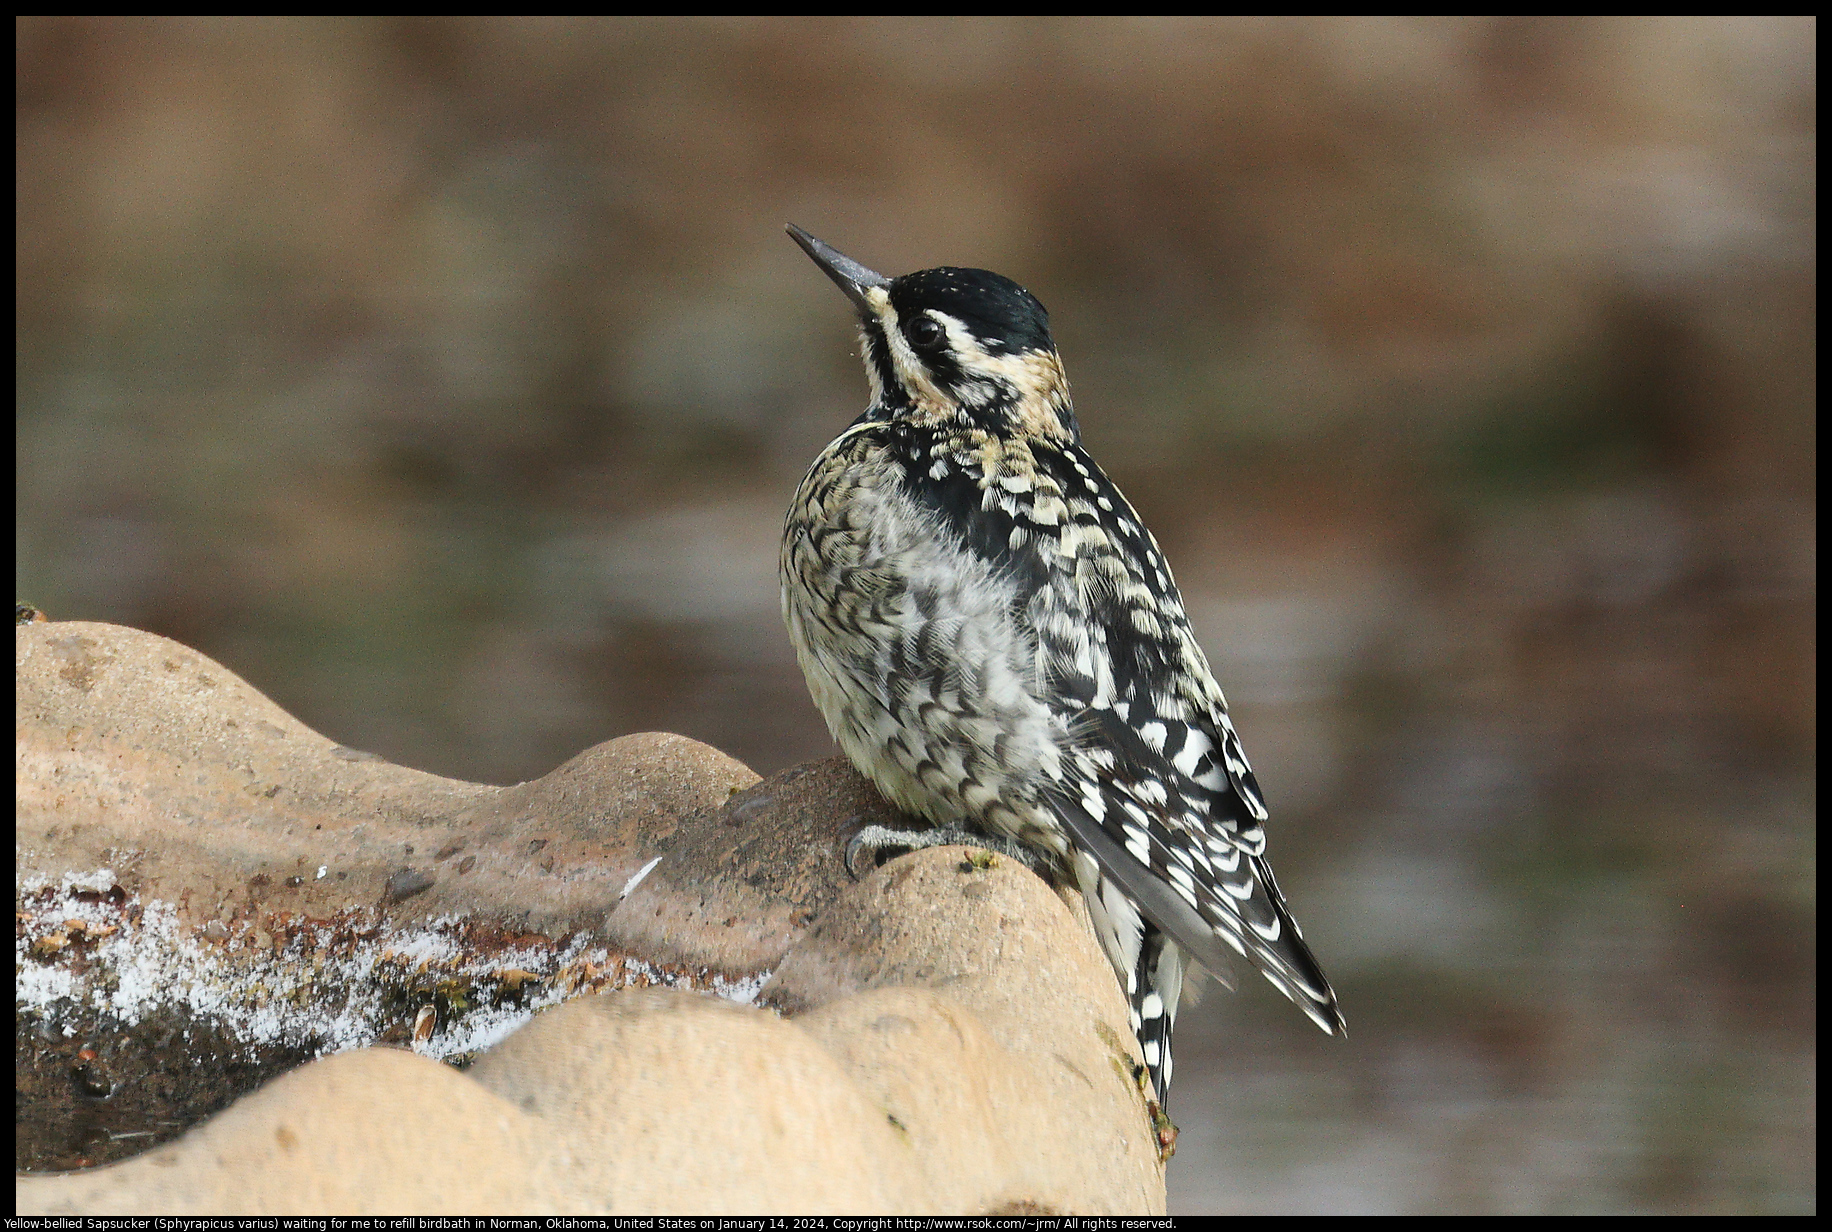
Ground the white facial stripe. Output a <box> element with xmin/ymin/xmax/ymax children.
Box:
<box><xmin>855</xmin><ymin>322</ymin><xmax>885</xmax><ymax>407</ymax></box>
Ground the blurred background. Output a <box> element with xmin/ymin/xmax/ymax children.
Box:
<box><xmin>16</xmin><ymin>16</ymin><xmax>1814</xmax><ymax>1213</ymax></box>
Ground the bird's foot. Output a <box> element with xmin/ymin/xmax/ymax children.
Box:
<box><xmin>843</xmin><ymin>823</ymin><xmax>1047</xmax><ymax>880</ymax></box>
<box><xmin>1150</xmin><ymin>1101</ymin><xmax>1179</xmax><ymax>1162</ymax></box>
<box><xmin>1124</xmin><ymin>1058</ymin><xmax>1178</xmax><ymax>1162</ymax></box>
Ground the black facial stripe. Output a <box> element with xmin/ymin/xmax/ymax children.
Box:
<box><xmin>861</xmin><ymin>323</ymin><xmax>905</xmax><ymax>407</ymax></box>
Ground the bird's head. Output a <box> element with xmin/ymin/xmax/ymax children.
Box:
<box><xmin>789</xmin><ymin>225</ymin><xmax>1078</xmax><ymax>443</ymax></box>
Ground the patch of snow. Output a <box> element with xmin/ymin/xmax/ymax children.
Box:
<box><xmin>709</xmin><ymin>969</ymin><xmax>771</xmax><ymax>1007</ymax></box>
<box><xmin>16</xmin><ymin>875</ymin><xmax>779</xmax><ymax>1066</ymax></box>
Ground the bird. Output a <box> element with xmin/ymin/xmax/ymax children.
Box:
<box><xmin>778</xmin><ymin>225</ymin><xmax>1344</xmax><ymax>1109</ymax></box>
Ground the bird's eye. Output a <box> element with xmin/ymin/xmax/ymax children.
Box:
<box><xmin>907</xmin><ymin>316</ymin><xmax>945</xmax><ymax>350</ymax></box>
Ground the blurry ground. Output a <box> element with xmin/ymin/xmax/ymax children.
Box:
<box><xmin>15</xmin><ymin>17</ymin><xmax>1815</xmax><ymax>1214</ymax></box>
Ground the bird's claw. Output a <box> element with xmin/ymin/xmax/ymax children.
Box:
<box><xmin>843</xmin><ymin>822</ymin><xmax>1048</xmax><ymax>880</ymax></box>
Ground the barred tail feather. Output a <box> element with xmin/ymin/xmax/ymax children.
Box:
<box><xmin>1049</xmin><ymin>785</ymin><xmax>1345</xmax><ymax>1039</ymax></box>
<box><xmin>1133</xmin><ymin>926</ymin><xmax>1185</xmax><ymax>1101</ymax></box>
<box><xmin>1239</xmin><ymin>852</ymin><xmax>1345</xmax><ymax>1035</ymax></box>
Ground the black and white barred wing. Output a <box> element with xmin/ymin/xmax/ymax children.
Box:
<box><xmin>1029</xmin><ymin>444</ymin><xmax>1344</xmax><ymax>1035</ymax></box>
<box><xmin>1046</xmin><ymin>707</ymin><xmax>1344</xmax><ymax>1036</ymax></box>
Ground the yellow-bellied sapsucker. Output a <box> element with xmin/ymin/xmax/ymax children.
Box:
<box><xmin>780</xmin><ymin>226</ymin><xmax>1344</xmax><ymax>1105</ymax></box>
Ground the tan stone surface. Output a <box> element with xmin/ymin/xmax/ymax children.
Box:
<box><xmin>16</xmin><ymin>621</ymin><xmax>1166</xmax><ymax>1213</ymax></box>
<box><xmin>466</xmin><ymin>991</ymin><xmax>922</xmax><ymax>1213</ymax></box>
<box><xmin>17</xmin><ymin>621</ymin><xmax>759</xmax><ymax>940</ymax></box>
<box><xmin>778</xmin><ymin>852</ymin><xmax>1166</xmax><ymax>1215</ymax></box>
<box><xmin>603</xmin><ymin>755</ymin><xmax>907</xmax><ymax>972</ymax></box>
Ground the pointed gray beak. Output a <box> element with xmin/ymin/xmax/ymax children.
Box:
<box><xmin>787</xmin><ymin>224</ymin><xmax>889</xmax><ymax>316</ymax></box>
